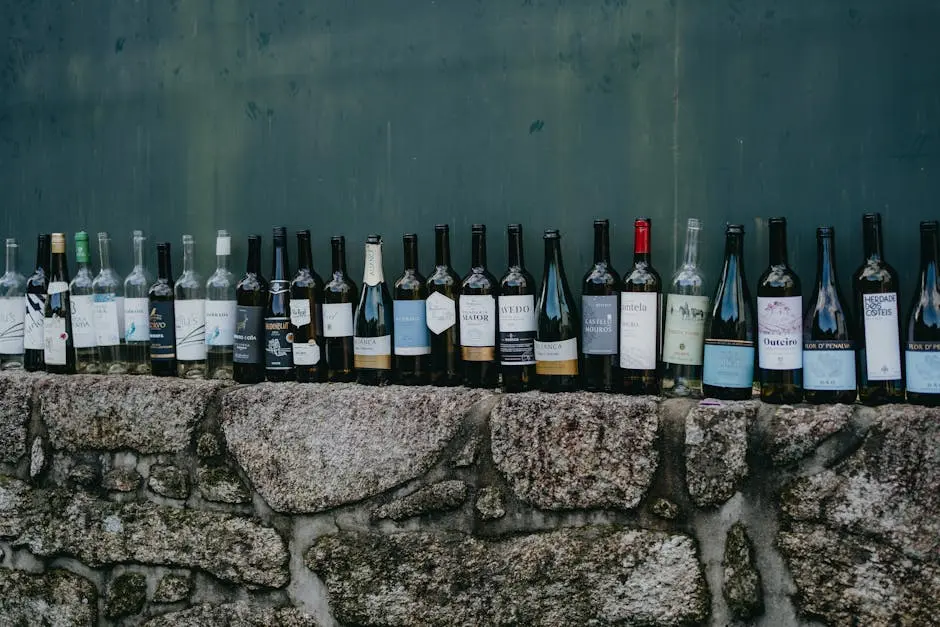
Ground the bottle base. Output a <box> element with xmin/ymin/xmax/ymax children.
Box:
<box><xmin>357</xmin><ymin>369</ymin><xmax>393</xmax><ymax>386</ymax></box>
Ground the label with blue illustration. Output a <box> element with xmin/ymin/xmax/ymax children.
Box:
<box><xmin>803</xmin><ymin>340</ymin><xmax>857</xmax><ymax>391</ymax></box>
<box><xmin>393</xmin><ymin>299</ymin><xmax>430</xmax><ymax>356</ymax></box>
<box><xmin>905</xmin><ymin>341</ymin><xmax>940</xmax><ymax>394</ymax></box>
<box><xmin>703</xmin><ymin>339</ymin><xmax>754</xmax><ymax>389</ymax></box>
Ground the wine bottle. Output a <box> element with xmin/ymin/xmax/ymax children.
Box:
<box><xmin>92</xmin><ymin>232</ymin><xmax>127</xmax><ymax>374</ymax></box>
<box><xmin>233</xmin><ymin>235</ymin><xmax>267</xmax><ymax>384</ymax></box>
<box><xmin>498</xmin><ymin>224</ymin><xmax>536</xmax><ymax>392</ymax></box>
<box><xmin>0</xmin><ymin>238</ymin><xmax>26</xmax><ymax>370</ymax></box>
<box><xmin>581</xmin><ymin>219</ymin><xmax>621</xmax><ymax>393</ymax></box>
<box><xmin>174</xmin><ymin>234</ymin><xmax>206</xmax><ymax>379</ymax></box>
<box><xmin>70</xmin><ymin>231</ymin><xmax>99</xmax><ymax>374</ymax></box>
<box><xmin>24</xmin><ymin>234</ymin><xmax>50</xmax><ymax>372</ymax></box>
<box><xmin>662</xmin><ymin>218</ymin><xmax>708</xmax><ymax>398</ymax></box>
<box><xmin>148</xmin><ymin>242</ymin><xmax>176</xmax><ymax>377</ymax></box>
<box><xmin>703</xmin><ymin>224</ymin><xmax>756</xmax><ymax>400</ymax></box>
<box><xmin>123</xmin><ymin>231</ymin><xmax>152</xmax><ymax>374</ymax></box>
<box><xmin>205</xmin><ymin>230</ymin><xmax>236</xmax><ymax>380</ymax></box>
<box><xmin>44</xmin><ymin>233</ymin><xmax>75</xmax><ymax>374</ymax></box>
<box><xmin>354</xmin><ymin>234</ymin><xmax>393</xmax><ymax>386</ymax></box>
<box><xmin>290</xmin><ymin>229</ymin><xmax>325</xmax><ymax>383</ymax></box>
<box><xmin>393</xmin><ymin>234</ymin><xmax>430</xmax><ymax>385</ymax></box>
<box><xmin>803</xmin><ymin>227</ymin><xmax>857</xmax><ymax>405</ymax></box>
<box><xmin>905</xmin><ymin>220</ymin><xmax>940</xmax><ymax>406</ymax></box>
<box><xmin>323</xmin><ymin>236</ymin><xmax>356</xmax><ymax>382</ymax></box>
<box><xmin>853</xmin><ymin>213</ymin><xmax>904</xmax><ymax>405</ymax></box>
<box><xmin>535</xmin><ymin>229</ymin><xmax>579</xmax><ymax>392</ymax></box>
<box><xmin>757</xmin><ymin>217</ymin><xmax>803</xmax><ymax>404</ymax></box>
<box><xmin>265</xmin><ymin>227</ymin><xmax>294</xmax><ymax>382</ymax></box>
<box><xmin>620</xmin><ymin>218</ymin><xmax>662</xmax><ymax>395</ymax></box>
<box><xmin>426</xmin><ymin>225</ymin><xmax>461</xmax><ymax>386</ymax></box>
<box><xmin>460</xmin><ymin>224</ymin><xmax>498</xmax><ymax>388</ymax></box>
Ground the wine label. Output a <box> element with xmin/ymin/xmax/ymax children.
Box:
<box><xmin>394</xmin><ymin>299</ymin><xmax>431</xmax><ymax>356</ymax></box>
<box><xmin>581</xmin><ymin>295</ymin><xmax>618</xmax><ymax>356</ymax></box>
<box><xmin>323</xmin><ymin>303</ymin><xmax>354</xmax><ymax>338</ymax></box>
<box><xmin>703</xmin><ymin>339</ymin><xmax>755</xmax><ymax>389</ymax></box>
<box><xmin>803</xmin><ymin>341</ymin><xmax>856</xmax><ymax>391</ymax></box>
<box><xmin>264</xmin><ymin>317</ymin><xmax>293</xmax><ymax>370</ymax></box>
<box><xmin>619</xmin><ymin>292</ymin><xmax>659</xmax><ymax>370</ymax></box>
<box><xmin>92</xmin><ymin>294</ymin><xmax>121</xmax><ymax>347</ymax></box>
<box><xmin>70</xmin><ymin>294</ymin><xmax>96</xmax><ymax>349</ymax></box>
<box><xmin>290</xmin><ymin>298</ymin><xmax>312</xmax><ymax>329</ymax></box>
<box><xmin>205</xmin><ymin>300</ymin><xmax>236</xmax><ymax>346</ymax></box>
<box><xmin>757</xmin><ymin>296</ymin><xmax>803</xmax><ymax>370</ymax></box>
<box><xmin>293</xmin><ymin>341</ymin><xmax>321</xmax><ymax>365</ymax></box>
<box><xmin>175</xmin><ymin>299</ymin><xmax>207</xmax><ymax>360</ymax></box>
<box><xmin>124</xmin><ymin>297</ymin><xmax>150</xmax><ymax>342</ymax></box>
<box><xmin>233</xmin><ymin>305</ymin><xmax>264</xmax><ymax>364</ymax></box>
<box><xmin>426</xmin><ymin>291</ymin><xmax>457</xmax><ymax>335</ymax></box>
<box><xmin>862</xmin><ymin>292</ymin><xmax>902</xmax><ymax>380</ymax></box>
<box><xmin>535</xmin><ymin>337</ymin><xmax>578</xmax><ymax>375</ymax></box>
<box><xmin>459</xmin><ymin>295</ymin><xmax>496</xmax><ymax>359</ymax></box>
<box><xmin>354</xmin><ymin>335</ymin><xmax>391</xmax><ymax>369</ymax></box>
<box><xmin>24</xmin><ymin>293</ymin><xmax>45</xmax><ymax>350</ymax></box>
<box><xmin>43</xmin><ymin>315</ymin><xmax>67</xmax><ymax>365</ymax></box>
<box><xmin>116</xmin><ymin>296</ymin><xmax>125</xmax><ymax>339</ymax></box>
<box><xmin>48</xmin><ymin>281</ymin><xmax>68</xmax><ymax>295</ymax></box>
<box><xmin>0</xmin><ymin>297</ymin><xmax>25</xmax><ymax>355</ymax></box>
<box><xmin>363</xmin><ymin>243</ymin><xmax>384</xmax><ymax>287</ymax></box>
<box><xmin>149</xmin><ymin>300</ymin><xmax>176</xmax><ymax>361</ymax></box>
<box><xmin>905</xmin><ymin>341</ymin><xmax>940</xmax><ymax>394</ymax></box>
<box><xmin>499</xmin><ymin>294</ymin><xmax>536</xmax><ymax>366</ymax></box>
<box><xmin>662</xmin><ymin>294</ymin><xmax>708</xmax><ymax>366</ymax></box>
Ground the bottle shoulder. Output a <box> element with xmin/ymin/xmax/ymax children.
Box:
<box><xmin>461</xmin><ymin>269</ymin><xmax>497</xmax><ymax>292</ymax></box>
<box><xmin>148</xmin><ymin>280</ymin><xmax>174</xmax><ymax>298</ymax></box>
<box><xmin>394</xmin><ymin>270</ymin><xmax>427</xmax><ymax>293</ymax></box>
<box><xmin>499</xmin><ymin>267</ymin><xmax>535</xmax><ymax>292</ymax></box>
<box><xmin>623</xmin><ymin>264</ymin><xmax>661</xmax><ymax>289</ymax></box>
<box><xmin>207</xmin><ymin>268</ymin><xmax>235</xmax><ymax>288</ymax></box>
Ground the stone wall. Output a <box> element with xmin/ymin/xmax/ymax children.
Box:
<box><xmin>0</xmin><ymin>372</ymin><xmax>937</xmax><ymax>626</ymax></box>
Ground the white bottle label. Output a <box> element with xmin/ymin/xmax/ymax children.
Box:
<box><xmin>498</xmin><ymin>295</ymin><xmax>536</xmax><ymax>332</ymax></box>
<box><xmin>93</xmin><ymin>294</ymin><xmax>121</xmax><ymax>347</ymax></box>
<box><xmin>24</xmin><ymin>293</ymin><xmax>45</xmax><ymax>350</ymax></box>
<box><xmin>0</xmin><ymin>297</ymin><xmax>25</xmax><ymax>354</ymax></box>
<box><xmin>124</xmin><ymin>297</ymin><xmax>150</xmax><ymax>342</ymax></box>
<box><xmin>175</xmin><ymin>299</ymin><xmax>207</xmax><ymax>360</ymax></box>
<box><xmin>619</xmin><ymin>292</ymin><xmax>659</xmax><ymax>370</ymax></box>
<box><xmin>70</xmin><ymin>294</ymin><xmax>96</xmax><ymax>349</ymax></box>
<box><xmin>459</xmin><ymin>295</ymin><xmax>496</xmax><ymax>347</ymax></box>
<box><xmin>662</xmin><ymin>294</ymin><xmax>708</xmax><ymax>366</ymax></box>
<box><xmin>322</xmin><ymin>302</ymin><xmax>354</xmax><ymax>337</ymax></box>
<box><xmin>862</xmin><ymin>292</ymin><xmax>902</xmax><ymax>380</ymax></box>
<box><xmin>116</xmin><ymin>296</ymin><xmax>125</xmax><ymax>339</ymax></box>
<box><xmin>757</xmin><ymin>296</ymin><xmax>803</xmax><ymax>370</ymax></box>
<box><xmin>363</xmin><ymin>243</ymin><xmax>384</xmax><ymax>287</ymax></box>
<box><xmin>535</xmin><ymin>337</ymin><xmax>579</xmax><ymax>376</ymax></box>
<box><xmin>290</xmin><ymin>298</ymin><xmax>312</xmax><ymax>328</ymax></box>
<box><xmin>426</xmin><ymin>291</ymin><xmax>457</xmax><ymax>335</ymax></box>
<box><xmin>293</xmin><ymin>341</ymin><xmax>321</xmax><ymax>365</ymax></box>
<box><xmin>43</xmin><ymin>315</ymin><xmax>67</xmax><ymax>365</ymax></box>
<box><xmin>205</xmin><ymin>300</ymin><xmax>236</xmax><ymax>346</ymax></box>
<box><xmin>354</xmin><ymin>335</ymin><xmax>392</xmax><ymax>369</ymax></box>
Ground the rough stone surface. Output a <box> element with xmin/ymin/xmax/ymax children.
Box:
<box><xmin>148</xmin><ymin>464</ymin><xmax>191</xmax><ymax>500</ymax></box>
<box><xmin>197</xmin><ymin>465</ymin><xmax>251</xmax><ymax>504</ymax></box>
<box><xmin>723</xmin><ymin>523</ymin><xmax>763</xmax><ymax>620</ymax></box>
<box><xmin>222</xmin><ymin>383</ymin><xmax>491</xmax><ymax>513</ymax></box>
<box><xmin>452</xmin><ymin>434</ymin><xmax>481</xmax><ymax>468</ymax></box>
<box><xmin>105</xmin><ymin>572</ymin><xmax>147</xmax><ymax>618</ymax></box>
<box><xmin>102</xmin><ymin>467</ymin><xmax>142</xmax><ymax>492</ymax></box>
<box><xmin>765</xmin><ymin>403</ymin><xmax>854</xmax><ymax>466</ymax></box>
<box><xmin>373</xmin><ymin>480</ymin><xmax>469</xmax><ymax>521</ymax></box>
<box><xmin>475</xmin><ymin>486</ymin><xmax>505</xmax><ymax>520</ymax></box>
<box><xmin>0</xmin><ymin>476</ymin><xmax>36</xmax><ymax>537</ymax></box>
<box><xmin>196</xmin><ymin>432</ymin><xmax>224</xmax><ymax>459</ymax></box>
<box><xmin>68</xmin><ymin>462</ymin><xmax>99</xmax><ymax>487</ymax></box>
<box><xmin>685</xmin><ymin>400</ymin><xmax>757</xmax><ymax>507</ymax></box>
<box><xmin>14</xmin><ymin>490</ymin><xmax>289</xmax><ymax>587</ymax></box>
<box><xmin>0</xmin><ymin>568</ymin><xmax>97</xmax><ymax>626</ymax></box>
<box><xmin>306</xmin><ymin>527</ymin><xmax>708</xmax><ymax>626</ymax></box>
<box><xmin>0</xmin><ymin>373</ymin><xmax>32</xmax><ymax>464</ymax></box>
<box><xmin>153</xmin><ymin>572</ymin><xmax>193</xmax><ymax>603</ymax></box>
<box><xmin>651</xmin><ymin>498</ymin><xmax>679</xmax><ymax>521</ymax></box>
<box><xmin>144</xmin><ymin>602</ymin><xmax>322</xmax><ymax>626</ymax></box>
<box><xmin>38</xmin><ymin>375</ymin><xmax>223</xmax><ymax>454</ymax></box>
<box><xmin>491</xmin><ymin>393</ymin><xmax>659</xmax><ymax>510</ymax></box>
<box><xmin>29</xmin><ymin>436</ymin><xmax>45</xmax><ymax>478</ymax></box>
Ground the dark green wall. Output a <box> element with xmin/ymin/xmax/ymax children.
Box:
<box><xmin>1</xmin><ymin>1</ymin><xmax>938</xmax><ymax>304</ymax></box>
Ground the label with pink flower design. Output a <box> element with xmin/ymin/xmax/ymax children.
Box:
<box><xmin>757</xmin><ymin>296</ymin><xmax>803</xmax><ymax>370</ymax></box>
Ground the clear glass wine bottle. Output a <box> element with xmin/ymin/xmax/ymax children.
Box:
<box><xmin>92</xmin><ymin>232</ymin><xmax>127</xmax><ymax>374</ymax></box>
<box><xmin>70</xmin><ymin>231</ymin><xmax>100</xmax><ymax>374</ymax></box>
<box><xmin>175</xmin><ymin>234</ymin><xmax>207</xmax><ymax>378</ymax></box>
<box><xmin>206</xmin><ymin>230</ymin><xmax>236</xmax><ymax>380</ymax></box>
<box><xmin>123</xmin><ymin>231</ymin><xmax>151</xmax><ymax>374</ymax></box>
<box><xmin>0</xmin><ymin>238</ymin><xmax>26</xmax><ymax>370</ymax></box>
<box><xmin>662</xmin><ymin>218</ymin><xmax>707</xmax><ymax>397</ymax></box>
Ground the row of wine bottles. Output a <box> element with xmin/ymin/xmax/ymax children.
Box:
<box><xmin>0</xmin><ymin>213</ymin><xmax>935</xmax><ymax>406</ymax></box>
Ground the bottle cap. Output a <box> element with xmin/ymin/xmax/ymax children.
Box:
<box><xmin>51</xmin><ymin>233</ymin><xmax>66</xmax><ymax>253</ymax></box>
<box><xmin>5</xmin><ymin>238</ymin><xmax>16</xmax><ymax>247</ymax></box>
<box><xmin>921</xmin><ymin>221</ymin><xmax>939</xmax><ymax>232</ymax></box>
<box><xmin>403</xmin><ymin>233</ymin><xmax>417</xmax><ymax>242</ymax></box>
<box><xmin>273</xmin><ymin>226</ymin><xmax>287</xmax><ymax>240</ymax></box>
<box><xmin>594</xmin><ymin>219</ymin><xmax>609</xmax><ymax>227</ymax></box>
<box><xmin>687</xmin><ymin>218</ymin><xmax>702</xmax><ymax>230</ymax></box>
<box><xmin>216</xmin><ymin>231</ymin><xmax>231</xmax><ymax>256</ymax></box>
<box><xmin>471</xmin><ymin>224</ymin><xmax>486</xmax><ymax>234</ymax></box>
<box><xmin>863</xmin><ymin>213</ymin><xmax>881</xmax><ymax>225</ymax></box>
<box><xmin>769</xmin><ymin>216</ymin><xmax>787</xmax><ymax>226</ymax></box>
<box><xmin>74</xmin><ymin>231</ymin><xmax>90</xmax><ymax>263</ymax></box>
<box><xmin>543</xmin><ymin>229</ymin><xmax>560</xmax><ymax>239</ymax></box>
<box><xmin>366</xmin><ymin>234</ymin><xmax>382</xmax><ymax>244</ymax></box>
<box><xmin>434</xmin><ymin>224</ymin><xmax>449</xmax><ymax>232</ymax></box>
<box><xmin>331</xmin><ymin>235</ymin><xmax>344</xmax><ymax>245</ymax></box>
<box><xmin>817</xmin><ymin>226</ymin><xmax>835</xmax><ymax>237</ymax></box>
<box><xmin>726</xmin><ymin>224</ymin><xmax>745</xmax><ymax>234</ymax></box>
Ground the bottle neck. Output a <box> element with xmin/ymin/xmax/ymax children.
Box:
<box><xmin>543</xmin><ymin>238</ymin><xmax>564</xmax><ymax>277</ymax></box>
<box><xmin>920</xmin><ymin>228</ymin><xmax>939</xmax><ymax>292</ymax></box>
<box><xmin>5</xmin><ymin>244</ymin><xmax>16</xmax><ymax>274</ymax></box>
<box><xmin>157</xmin><ymin>251</ymin><xmax>172</xmax><ymax>281</ymax></box>
<box><xmin>816</xmin><ymin>235</ymin><xmax>837</xmax><ymax>288</ymax></box>
<box><xmin>863</xmin><ymin>221</ymin><xmax>884</xmax><ymax>262</ymax></box>
<box><xmin>331</xmin><ymin>241</ymin><xmax>347</xmax><ymax>274</ymax></box>
<box><xmin>216</xmin><ymin>252</ymin><xmax>229</xmax><ymax>271</ymax></box>
<box><xmin>724</xmin><ymin>233</ymin><xmax>744</xmax><ymax>268</ymax></box>
<box><xmin>403</xmin><ymin>240</ymin><xmax>419</xmax><ymax>271</ymax></box>
<box><xmin>98</xmin><ymin>239</ymin><xmax>112</xmax><ymax>271</ymax></box>
<box><xmin>434</xmin><ymin>230</ymin><xmax>451</xmax><ymax>267</ymax></box>
<box><xmin>363</xmin><ymin>242</ymin><xmax>384</xmax><ymax>285</ymax></box>
<box><xmin>593</xmin><ymin>224</ymin><xmax>610</xmax><ymax>265</ymax></box>
<box><xmin>182</xmin><ymin>242</ymin><xmax>195</xmax><ymax>274</ymax></box>
<box><xmin>297</xmin><ymin>237</ymin><xmax>313</xmax><ymax>272</ymax></box>
<box><xmin>133</xmin><ymin>238</ymin><xmax>145</xmax><ymax>270</ymax></box>
<box><xmin>36</xmin><ymin>237</ymin><xmax>49</xmax><ymax>274</ymax></box>
<box><xmin>682</xmin><ymin>225</ymin><xmax>700</xmax><ymax>267</ymax></box>
<box><xmin>471</xmin><ymin>232</ymin><xmax>487</xmax><ymax>269</ymax></box>
<box><xmin>508</xmin><ymin>231</ymin><xmax>524</xmax><ymax>268</ymax></box>
<box><xmin>633</xmin><ymin>224</ymin><xmax>651</xmax><ymax>265</ymax></box>
<box><xmin>51</xmin><ymin>252</ymin><xmax>69</xmax><ymax>281</ymax></box>
<box><xmin>769</xmin><ymin>223</ymin><xmax>788</xmax><ymax>265</ymax></box>
<box><xmin>271</xmin><ymin>240</ymin><xmax>288</xmax><ymax>281</ymax></box>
